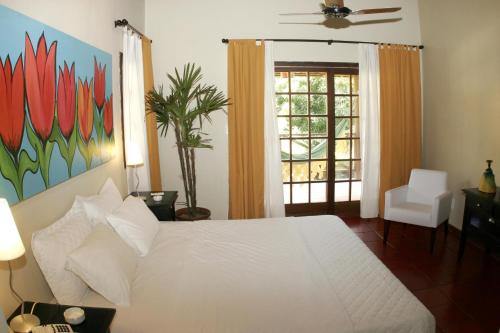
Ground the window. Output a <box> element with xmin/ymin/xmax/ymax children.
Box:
<box><xmin>275</xmin><ymin>62</ymin><xmax>360</xmax><ymax>215</ymax></box>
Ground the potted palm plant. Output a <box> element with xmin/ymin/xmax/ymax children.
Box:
<box><xmin>146</xmin><ymin>63</ymin><xmax>229</xmax><ymax>220</ymax></box>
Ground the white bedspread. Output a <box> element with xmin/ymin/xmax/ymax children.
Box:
<box><xmin>82</xmin><ymin>215</ymin><xmax>434</xmax><ymax>333</ymax></box>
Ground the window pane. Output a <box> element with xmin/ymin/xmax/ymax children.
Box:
<box><xmin>310</xmin><ymin>95</ymin><xmax>327</xmax><ymax>115</ymax></box>
<box><xmin>352</xmin><ymin>161</ymin><xmax>361</xmax><ymax>180</ymax></box>
<box><xmin>335</xmin><ymin>96</ymin><xmax>350</xmax><ymax>116</ymax></box>
<box><xmin>311</xmin><ymin>139</ymin><xmax>327</xmax><ymax>160</ymax></box>
<box><xmin>291</xmin><ymin>139</ymin><xmax>309</xmax><ymax>160</ymax></box>
<box><xmin>334</xmin><ymin>182</ymin><xmax>349</xmax><ymax>202</ymax></box>
<box><xmin>352</xmin><ymin>75</ymin><xmax>359</xmax><ymax>95</ymax></box>
<box><xmin>291</xmin><ymin>95</ymin><xmax>308</xmax><ymax>115</ymax></box>
<box><xmin>310</xmin><ymin>72</ymin><xmax>327</xmax><ymax>93</ymax></box>
<box><xmin>351</xmin><ymin>181</ymin><xmax>361</xmax><ymax>201</ymax></box>
<box><xmin>283</xmin><ymin>184</ymin><xmax>290</xmax><ymax>204</ymax></box>
<box><xmin>352</xmin><ymin>96</ymin><xmax>359</xmax><ymax>116</ymax></box>
<box><xmin>291</xmin><ymin>72</ymin><xmax>308</xmax><ymax>92</ymax></box>
<box><xmin>335</xmin><ymin>118</ymin><xmax>350</xmax><ymax>138</ymax></box>
<box><xmin>335</xmin><ymin>161</ymin><xmax>350</xmax><ymax>180</ymax></box>
<box><xmin>311</xmin><ymin>182</ymin><xmax>327</xmax><ymax>203</ymax></box>
<box><xmin>352</xmin><ymin>139</ymin><xmax>360</xmax><ymax>159</ymax></box>
<box><xmin>311</xmin><ymin>161</ymin><xmax>328</xmax><ymax>182</ymax></box>
<box><xmin>275</xmin><ymin>72</ymin><xmax>289</xmax><ymax>93</ymax></box>
<box><xmin>276</xmin><ymin>95</ymin><xmax>290</xmax><ymax>115</ymax></box>
<box><xmin>281</xmin><ymin>139</ymin><xmax>290</xmax><ymax>160</ymax></box>
<box><xmin>282</xmin><ymin>162</ymin><xmax>291</xmax><ymax>182</ymax></box>
<box><xmin>292</xmin><ymin>183</ymin><xmax>309</xmax><ymax>204</ymax></box>
<box><xmin>334</xmin><ymin>75</ymin><xmax>350</xmax><ymax>94</ymax></box>
<box><xmin>291</xmin><ymin>117</ymin><xmax>309</xmax><ymax>137</ymax></box>
<box><xmin>352</xmin><ymin>118</ymin><xmax>360</xmax><ymax>138</ymax></box>
<box><xmin>335</xmin><ymin>140</ymin><xmax>350</xmax><ymax>160</ymax></box>
<box><xmin>311</xmin><ymin>117</ymin><xmax>328</xmax><ymax>137</ymax></box>
<box><xmin>292</xmin><ymin>162</ymin><xmax>309</xmax><ymax>182</ymax></box>
<box><xmin>278</xmin><ymin>117</ymin><xmax>290</xmax><ymax>138</ymax></box>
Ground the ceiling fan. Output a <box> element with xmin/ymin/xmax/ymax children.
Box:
<box><xmin>280</xmin><ymin>0</ymin><xmax>402</xmax><ymax>19</ymax></box>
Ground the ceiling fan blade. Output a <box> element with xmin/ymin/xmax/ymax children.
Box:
<box><xmin>350</xmin><ymin>18</ymin><xmax>402</xmax><ymax>25</ymax></box>
<box><xmin>279</xmin><ymin>12</ymin><xmax>324</xmax><ymax>16</ymax></box>
<box><xmin>351</xmin><ymin>7</ymin><xmax>402</xmax><ymax>15</ymax></box>
<box><xmin>324</xmin><ymin>0</ymin><xmax>344</xmax><ymax>8</ymax></box>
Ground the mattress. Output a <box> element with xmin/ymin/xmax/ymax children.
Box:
<box><xmin>81</xmin><ymin>215</ymin><xmax>435</xmax><ymax>333</ymax></box>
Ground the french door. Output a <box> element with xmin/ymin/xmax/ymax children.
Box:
<box><xmin>274</xmin><ymin>62</ymin><xmax>360</xmax><ymax>216</ymax></box>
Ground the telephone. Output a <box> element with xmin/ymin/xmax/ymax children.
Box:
<box><xmin>31</xmin><ymin>324</ymin><xmax>73</xmax><ymax>333</ymax></box>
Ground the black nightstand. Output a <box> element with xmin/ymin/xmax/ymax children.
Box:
<box><xmin>8</xmin><ymin>302</ymin><xmax>115</xmax><ymax>333</ymax></box>
<box><xmin>134</xmin><ymin>191</ymin><xmax>178</xmax><ymax>221</ymax></box>
<box><xmin>459</xmin><ymin>188</ymin><xmax>500</xmax><ymax>259</ymax></box>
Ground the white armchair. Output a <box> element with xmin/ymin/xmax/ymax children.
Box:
<box><xmin>384</xmin><ymin>169</ymin><xmax>453</xmax><ymax>253</ymax></box>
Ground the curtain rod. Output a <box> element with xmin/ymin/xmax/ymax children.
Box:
<box><xmin>115</xmin><ymin>19</ymin><xmax>152</xmax><ymax>43</ymax></box>
<box><xmin>221</xmin><ymin>38</ymin><xmax>424</xmax><ymax>49</ymax></box>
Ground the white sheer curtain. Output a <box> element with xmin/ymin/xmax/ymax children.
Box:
<box><xmin>359</xmin><ymin>44</ymin><xmax>381</xmax><ymax>218</ymax></box>
<box><xmin>263</xmin><ymin>41</ymin><xmax>285</xmax><ymax>218</ymax></box>
<box><xmin>122</xmin><ymin>29</ymin><xmax>150</xmax><ymax>193</ymax></box>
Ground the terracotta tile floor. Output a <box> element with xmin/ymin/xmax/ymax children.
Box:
<box><xmin>342</xmin><ymin>217</ymin><xmax>500</xmax><ymax>333</ymax></box>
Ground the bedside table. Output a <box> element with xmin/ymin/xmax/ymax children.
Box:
<box><xmin>8</xmin><ymin>302</ymin><xmax>115</xmax><ymax>333</ymax></box>
<box><xmin>134</xmin><ymin>191</ymin><xmax>178</xmax><ymax>221</ymax></box>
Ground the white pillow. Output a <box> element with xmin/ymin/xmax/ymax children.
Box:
<box><xmin>32</xmin><ymin>200</ymin><xmax>92</xmax><ymax>304</ymax></box>
<box><xmin>77</xmin><ymin>178</ymin><xmax>123</xmax><ymax>225</ymax></box>
<box><xmin>66</xmin><ymin>224</ymin><xmax>137</xmax><ymax>306</ymax></box>
<box><xmin>106</xmin><ymin>196</ymin><xmax>160</xmax><ymax>257</ymax></box>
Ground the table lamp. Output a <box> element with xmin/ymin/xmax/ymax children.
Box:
<box><xmin>0</xmin><ymin>198</ymin><xmax>40</xmax><ymax>333</ymax></box>
<box><xmin>126</xmin><ymin>143</ymin><xmax>145</xmax><ymax>199</ymax></box>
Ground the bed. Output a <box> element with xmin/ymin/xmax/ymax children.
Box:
<box><xmin>79</xmin><ymin>215</ymin><xmax>434</xmax><ymax>333</ymax></box>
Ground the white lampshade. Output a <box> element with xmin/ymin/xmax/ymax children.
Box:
<box><xmin>0</xmin><ymin>198</ymin><xmax>25</xmax><ymax>261</ymax></box>
<box><xmin>126</xmin><ymin>142</ymin><xmax>144</xmax><ymax>166</ymax></box>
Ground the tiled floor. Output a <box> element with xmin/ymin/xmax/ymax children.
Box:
<box><xmin>342</xmin><ymin>217</ymin><xmax>500</xmax><ymax>333</ymax></box>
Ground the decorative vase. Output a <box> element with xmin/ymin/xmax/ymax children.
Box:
<box><xmin>479</xmin><ymin>160</ymin><xmax>496</xmax><ymax>194</ymax></box>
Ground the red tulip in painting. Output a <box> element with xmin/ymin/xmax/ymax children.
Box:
<box><xmin>104</xmin><ymin>95</ymin><xmax>113</xmax><ymax>137</ymax></box>
<box><xmin>77</xmin><ymin>78</ymin><xmax>94</xmax><ymax>143</ymax></box>
<box><xmin>25</xmin><ymin>33</ymin><xmax>57</xmax><ymax>142</ymax></box>
<box><xmin>94</xmin><ymin>57</ymin><xmax>106</xmax><ymax>110</ymax></box>
<box><xmin>0</xmin><ymin>55</ymin><xmax>24</xmax><ymax>154</ymax></box>
<box><xmin>57</xmin><ymin>62</ymin><xmax>76</xmax><ymax>140</ymax></box>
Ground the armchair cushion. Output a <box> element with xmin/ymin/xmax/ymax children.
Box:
<box><xmin>384</xmin><ymin>202</ymin><xmax>433</xmax><ymax>227</ymax></box>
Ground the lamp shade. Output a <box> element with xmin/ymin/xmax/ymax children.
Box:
<box><xmin>126</xmin><ymin>142</ymin><xmax>144</xmax><ymax>166</ymax></box>
<box><xmin>0</xmin><ymin>198</ymin><xmax>25</xmax><ymax>261</ymax></box>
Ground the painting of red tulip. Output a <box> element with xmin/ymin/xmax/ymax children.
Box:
<box><xmin>55</xmin><ymin>62</ymin><xmax>77</xmax><ymax>176</ymax></box>
<box><xmin>0</xmin><ymin>54</ymin><xmax>38</xmax><ymax>200</ymax></box>
<box><xmin>104</xmin><ymin>95</ymin><xmax>113</xmax><ymax>137</ymax></box>
<box><xmin>94</xmin><ymin>57</ymin><xmax>106</xmax><ymax>111</ymax></box>
<box><xmin>0</xmin><ymin>55</ymin><xmax>24</xmax><ymax>154</ymax></box>
<box><xmin>0</xmin><ymin>4</ymin><xmax>114</xmax><ymax>204</ymax></box>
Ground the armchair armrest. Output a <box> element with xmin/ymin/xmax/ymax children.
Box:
<box><xmin>431</xmin><ymin>191</ymin><xmax>453</xmax><ymax>225</ymax></box>
<box><xmin>385</xmin><ymin>185</ymin><xmax>408</xmax><ymax>209</ymax></box>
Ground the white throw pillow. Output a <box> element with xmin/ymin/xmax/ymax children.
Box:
<box><xmin>32</xmin><ymin>200</ymin><xmax>92</xmax><ymax>304</ymax></box>
<box><xmin>106</xmin><ymin>196</ymin><xmax>160</xmax><ymax>257</ymax></box>
<box><xmin>66</xmin><ymin>224</ymin><xmax>137</xmax><ymax>306</ymax></box>
<box><xmin>77</xmin><ymin>178</ymin><xmax>123</xmax><ymax>225</ymax></box>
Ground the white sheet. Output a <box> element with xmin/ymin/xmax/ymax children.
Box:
<box><xmin>82</xmin><ymin>216</ymin><xmax>434</xmax><ymax>333</ymax></box>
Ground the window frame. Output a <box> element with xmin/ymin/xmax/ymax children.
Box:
<box><xmin>275</xmin><ymin>62</ymin><xmax>360</xmax><ymax>216</ymax></box>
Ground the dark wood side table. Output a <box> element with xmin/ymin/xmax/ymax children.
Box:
<box><xmin>134</xmin><ymin>191</ymin><xmax>178</xmax><ymax>221</ymax></box>
<box><xmin>8</xmin><ymin>302</ymin><xmax>115</xmax><ymax>333</ymax></box>
<box><xmin>459</xmin><ymin>188</ymin><xmax>500</xmax><ymax>259</ymax></box>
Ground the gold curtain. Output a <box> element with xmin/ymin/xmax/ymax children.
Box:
<box><xmin>379</xmin><ymin>45</ymin><xmax>422</xmax><ymax>216</ymax></box>
<box><xmin>228</xmin><ymin>40</ymin><xmax>265</xmax><ymax>219</ymax></box>
<box><xmin>142</xmin><ymin>37</ymin><xmax>162</xmax><ymax>191</ymax></box>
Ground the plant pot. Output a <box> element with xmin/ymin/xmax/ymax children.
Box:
<box><xmin>175</xmin><ymin>207</ymin><xmax>211</xmax><ymax>221</ymax></box>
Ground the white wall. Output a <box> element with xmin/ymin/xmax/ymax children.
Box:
<box><xmin>0</xmin><ymin>0</ymin><xmax>144</xmax><ymax>315</ymax></box>
<box><xmin>146</xmin><ymin>0</ymin><xmax>422</xmax><ymax>219</ymax></box>
<box><xmin>419</xmin><ymin>0</ymin><xmax>500</xmax><ymax>229</ymax></box>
